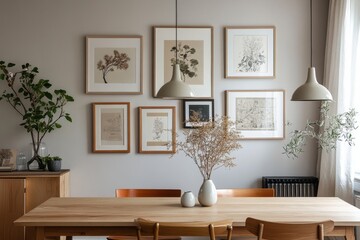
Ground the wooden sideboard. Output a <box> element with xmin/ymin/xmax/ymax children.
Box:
<box><xmin>0</xmin><ymin>170</ymin><xmax>70</xmax><ymax>240</ymax></box>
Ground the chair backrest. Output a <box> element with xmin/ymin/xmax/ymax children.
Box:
<box><xmin>136</xmin><ymin>218</ymin><xmax>233</xmax><ymax>240</ymax></box>
<box><xmin>245</xmin><ymin>217</ymin><xmax>334</xmax><ymax>240</ymax></box>
<box><xmin>115</xmin><ymin>189</ymin><xmax>181</xmax><ymax>198</ymax></box>
<box><xmin>217</xmin><ymin>188</ymin><xmax>275</xmax><ymax>197</ymax></box>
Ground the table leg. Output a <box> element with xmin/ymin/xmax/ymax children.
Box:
<box><xmin>345</xmin><ymin>226</ymin><xmax>355</xmax><ymax>240</ymax></box>
<box><xmin>35</xmin><ymin>227</ymin><xmax>45</xmax><ymax>240</ymax></box>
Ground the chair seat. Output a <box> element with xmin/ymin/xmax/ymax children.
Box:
<box><xmin>107</xmin><ymin>236</ymin><xmax>181</xmax><ymax>240</ymax></box>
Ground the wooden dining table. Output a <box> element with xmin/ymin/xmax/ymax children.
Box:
<box><xmin>14</xmin><ymin>197</ymin><xmax>360</xmax><ymax>240</ymax></box>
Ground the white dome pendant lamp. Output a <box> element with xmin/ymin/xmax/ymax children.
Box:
<box><xmin>291</xmin><ymin>0</ymin><xmax>333</xmax><ymax>101</ymax></box>
<box><xmin>156</xmin><ymin>0</ymin><xmax>194</xmax><ymax>99</ymax></box>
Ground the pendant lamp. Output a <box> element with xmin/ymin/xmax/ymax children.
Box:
<box><xmin>156</xmin><ymin>0</ymin><xmax>194</xmax><ymax>99</ymax></box>
<box><xmin>291</xmin><ymin>0</ymin><xmax>333</xmax><ymax>101</ymax></box>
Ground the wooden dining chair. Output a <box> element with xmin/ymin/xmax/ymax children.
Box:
<box><xmin>136</xmin><ymin>218</ymin><xmax>233</xmax><ymax>240</ymax></box>
<box><xmin>116</xmin><ymin>189</ymin><xmax>181</xmax><ymax>198</ymax></box>
<box><xmin>107</xmin><ymin>189</ymin><xmax>182</xmax><ymax>240</ymax></box>
<box><xmin>245</xmin><ymin>217</ymin><xmax>334</xmax><ymax>240</ymax></box>
<box><xmin>217</xmin><ymin>188</ymin><xmax>275</xmax><ymax>197</ymax></box>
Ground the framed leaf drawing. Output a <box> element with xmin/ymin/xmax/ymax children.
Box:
<box><xmin>183</xmin><ymin>99</ymin><xmax>214</xmax><ymax>128</ymax></box>
<box><xmin>225</xmin><ymin>90</ymin><xmax>284</xmax><ymax>139</ymax></box>
<box><xmin>153</xmin><ymin>26</ymin><xmax>213</xmax><ymax>98</ymax></box>
<box><xmin>86</xmin><ymin>35</ymin><xmax>143</xmax><ymax>94</ymax></box>
<box><xmin>225</xmin><ymin>26</ymin><xmax>275</xmax><ymax>78</ymax></box>
<box><xmin>92</xmin><ymin>102</ymin><xmax>130</xmax><ymax>153</ymax></box>
<box><xmin>138</xmin><ymin>106</ymin><xmax>176</xmax><ymax>153</ymax></box>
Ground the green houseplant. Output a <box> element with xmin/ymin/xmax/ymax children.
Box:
<box><xmin>0</xmin><ymin>61</ymin><xmax>74</xmax><ymax>170</ymax></box>
<box><xmin>43</xmin><ymin>155</ymin><xmax>62</xmax><ymax>171</ymax></box>
<box><xmin>284</xmin><ymin>102</ymin><xmax>357</xmax><ymax>158</ymax></box>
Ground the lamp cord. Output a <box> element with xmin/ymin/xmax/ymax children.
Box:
<box><xmin>175</xmin><ymin>0</ymin><xmax>178</xmax><ymax>64</ymax></box>
<box><xmin>310</xmin><ymin>0</ymin><xmax>313</xmax><ymax>67</ymax></box>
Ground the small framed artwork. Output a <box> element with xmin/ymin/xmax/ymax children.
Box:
<box><xmin>86</xmin><ymin>35</ymin><xmax>143</xmax><ymax>94</ymax></box>
<box><xmin>0</xmin><ymin>149</ymin><xmax>16</xmax><ymax>171</ymax></box>
<box><xmin>183</xmin><ymin>99</ymin><xmax>214</xmax><ymax>128</ymax></box>
<box><xmin>138</xmin><ymin>106</ymin><xmax>176</xmax><ymax>154</ymax></box>
<box><xmin>225</xmin><ymin>90</ymin><xmax>284</xmax><ymax>139</ymax></box>
<box><xmin>153</xmin><ymin>26</ymin><xmax>213</xmax><ymax>98</ymax></box>
<box><xmin>92</xmin><ymin>102</ymin><xmax>130</xmax><ymax>153</ymax></box>
<box><xmin>225</xmin><ymin>26</ymin><xmax>275</xmax><ymax>78</ymax></box>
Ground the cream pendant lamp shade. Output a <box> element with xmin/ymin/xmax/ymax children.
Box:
<box><xmin>156</xmin><ymin>64</ymin><xmax>194</xmax><ymax>98</ymax></box>
<box><xmin>291</xmin><ymin>67</ymin><xmax>333</xmax><ymax>101</ymax></box>
<box><xmin>291</xmin><ymin>0</ymin><xmax>333</xmax><ymax>102</ymax></box>
<box><xmin>156</xmin><ymin>0</ymin><xmax>194</xmax><ymax>99</ymax></box>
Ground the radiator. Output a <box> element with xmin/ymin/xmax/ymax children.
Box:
<box><xmin>262</xmin><ymin>176</ymin><xmax>319</xmax><ymax>197</ymax></box>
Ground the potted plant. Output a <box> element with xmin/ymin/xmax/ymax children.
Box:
<box><xmin>43</xmin><ymin>155</ymin><xmax>62</xmax><ymax>171</ymax></box>
<box><xmin>0</xmin><ymin>61</ymin><xmax>74</xmax><ymax>170</ymax></box>
<box><xmin>284</xmin><ymin>102</ymin><xmax>358</xmax><ymax>158</ymax></box>
<box><xmin>173</xmin><ymin>115</ymin><xmax>242</xmax><ymax>206</ymax></box>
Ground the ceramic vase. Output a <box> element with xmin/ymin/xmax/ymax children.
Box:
<box><xmin>198</xmin><ymin>179</ymin><xmax>217</xmax><ymax>207</ymax></box>
<box><xmin>181</xmin><ymin>191</ymin><xmax>196</xmax><ymax>207</ymax></box>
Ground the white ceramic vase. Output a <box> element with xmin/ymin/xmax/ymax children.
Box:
<box><xmin>198</xmin><ymin>179</ymin><xmax>217</xmax><ymax>207</ymax></box>
<box><xmin>181</xmin><ymin>191</ymin><xmax>196</xmax><ymax>207</ymax></box>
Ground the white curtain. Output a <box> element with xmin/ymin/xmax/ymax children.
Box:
<box><xmin>317</xmin><ymin>0</ymin><xmax>360</xmax><ymax>204</ymax></box>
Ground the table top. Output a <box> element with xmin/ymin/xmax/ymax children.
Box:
<box><xmin>14</xmin><ymin>197</ymin><xmax>360</xmax><ymax>227</ymax></box>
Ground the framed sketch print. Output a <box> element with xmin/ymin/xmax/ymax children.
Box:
<box><xmin>0</xmin><ymin>149</ymin><xmax>17</xmax><ymax>171</ymax></box>
<box><xmin>225</xmin><ymin>90</ymin><xmax>284</xmax><ymax>139</ymax></box>
<box><xmin>153</xmin><ymin>26</ymin><xmax>213</xmax><ymax>98</ymax></box>
<box><xmin>138</xmin><ymin>106</ymin><xmax>176</xmax><ymax>154</ymax></box>
<box><xmin>225</xmin><ymin>26</ymin><xmax>275</xmax><ymax>78</ymax></box>
<box><xmin>86</xmin><ymin>35</ymin><xmax>143</xmax><ymax>94</ymax></box>
<box><xmin>92</xmin><ymin>102</ymin><xmax>130</xmax><ymax>153</ymax></box>
<box><xmin>183</xmin><ymin>99</ymin><xmax>214</xmax><ymax>128</ymax></box>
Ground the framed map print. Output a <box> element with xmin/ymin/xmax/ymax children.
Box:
<box><xmin>225</xmin><ymin>26</ymin><xmax>275</xmax><ymax>78</ymax></box>
<box><xmin>153</xmin><ymin>26</ymin><xmax>213</xmax><ymax>98</ymax></box>
<box><xmin>86</xmin><ymin>35</ymin><xmax>143</xmax><ymax>94</ymax></box>
<box><xmin>92</xmin><ymin>102</ymin><xmax>130</xmax><ymax>153</ymax></box>
<box><xmin>138</xmin><ymin>106</ymin><xmax>176</xmax><ymax>153</ymax></box>
<box><xmin>225</xmin><ymin>90</ymin><xmax>284</xmax><ymax>139</ymax></box>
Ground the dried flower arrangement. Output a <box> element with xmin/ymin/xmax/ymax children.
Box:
<box><xmin>284</xmin><ymin>102</ymin><xmax>358</xmax><ymax>158</ymax></box>
<box><xmin>174</xmin><ymin>115</ymin><xmax>242</xmax><ymax>180</ymax></box>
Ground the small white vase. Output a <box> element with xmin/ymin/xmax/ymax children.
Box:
<box><xmin>198</xmin><ymin>179</ymin><xmax>217</xmax><ymax>207</ymax></box>
<box><xmin>181</xmin><ymin>191</ymin><xmax>196</xmax><ymax>207</ymax></box>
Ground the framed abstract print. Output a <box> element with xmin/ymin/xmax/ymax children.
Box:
<box><xmin>153</xmin><ymin>26</ymin><xmax>213</xmax><ymax>98</ymax></box>
<box><xmin>225</xmin><ymin>26</ymin><xmax>275</xmax><ymax>78</ymax></box>
<box><xmin>183</xmin><ymin>99</ymin><xmax>214</xmax><ymax>128</ymax></box>
<box><xmin>92</xmin><ymin>102</ymin><xmax>130</xmax><ymax>153</ymax></box>
<box><xmin>138</xmin><ymin>106</ymin><xmax>176</xmax><ymax>153</ymax></box>
<box><xmin>86</xmin><ymin>35</ymin><xmax>143</xmax><ymax>94</ymax></box>
<box><xmin>225</xmin><ymin>90</ymin><xmax>284</xmax><ymax>139</ymax></box>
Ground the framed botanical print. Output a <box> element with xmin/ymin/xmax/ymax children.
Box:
<box><xmin>0</xmin><ymin>149</ymin><xmax>17</xmax><ymax>171</ymax></box>
<box><xmin>138</xmin><ymin>106</ymin><xmax>176</xmax><ymax>153</ymax></box>
<box><xmin>183</xmin><ymin>99</ymin><xmax>214</xmax><ymax>128</ymax></box>
<box><xmin>225</xmin><ymin>26</ymin><xmax>275</xmax><ymax>78</ymax></box>
<box><xmin>86</xmin><ymin>35</ymin><xmax>143</xmax><ymax>94</ymax></box>
<box><xmin>153</xmin><ymin>26</ymin><xmax>213</xmax><ymax>98</ymax></box>
<box><xmin>92</xmin><ymin>102</ymin><xmax>130</xmax><ymax>153</ymax></box>
<box><xmin>225</xmin><ymin>90</ymin><xmax>284</xmax><ymax>139</ymax></box>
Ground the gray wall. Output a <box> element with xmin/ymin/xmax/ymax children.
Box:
<box><xmin>0</xmin><ymin>0</ymin><xmax>329</xmax><ymax>197</ymax></box>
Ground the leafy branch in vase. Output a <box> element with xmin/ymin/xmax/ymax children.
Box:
<box><xmin>283</xmin><ymin>102</ymin><xmax>358</xmax><ymax>159</ymax></box>
<box><xmin>97</xmin><ymin>50</ymin><xmax>130</xmax><ymax>83</ymax></box>
<box><xmin>170</xmin><ymin>42</ymin><xmax>199</xmax><ymax>81</ymax></box>
<box><xmin>0</xmin><ymin>61</ymin><xmax>74</xmax><ymax>170</ymax></box>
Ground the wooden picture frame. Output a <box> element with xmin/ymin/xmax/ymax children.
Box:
<box><xmin>138</xmin><ymin>106</ymin><xmax>176</xmax><ymax>153</ymax></box>
<box><xmin>0</xmin><ymin>149</ymin><xmax>17</xmax><ymax>171</ymax></box>
<box><xmin>225</xmin><ymin>90</ymin><xmax>284</xmax><ymax>139</ymax></box>
<box><xmin>225</xmin><ymin>26</ymin><xmax>275</xmax><ymax>78</ymax></box>
<box><xmin>86</xmin><ymin>35</ymin><xmax>143</xmax><ymax>94</ymax></box>
<box><xmin>183</xmin><ymin>99</ymin><xmax>214</xmax><ymax>128</ymax></box>
<box><xmin>92</xmin><ymin>102</ymin><xmax>130</xmax><ymax>153</ymax></box>
<box><xmin>153</xmin><ymin>26</ymin><xmax>213</xmax><ymax>98</ymax></box>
